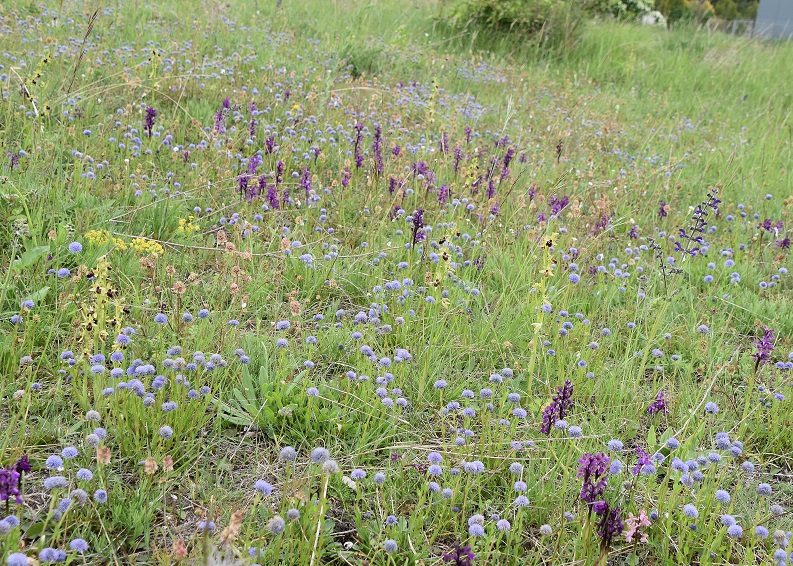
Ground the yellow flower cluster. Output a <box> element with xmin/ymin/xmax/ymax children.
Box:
<box><xmin>129</xmin><ymin>238</ymin><xmax>165</xmax><ymax>256</ymax></box>
<box><xmin>177</xmin><ymin>216</ymin><xmax>200</xmax><ymax>234</ymax></box>
<box><xmin>84</xmin><ymin>230</ymin><xmax>128</xmax><ymax>250</ymax></box>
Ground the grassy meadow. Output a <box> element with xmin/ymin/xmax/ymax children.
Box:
<box><xmin>1</xmin><ymin>0</ymin><xmax>793</xmax><ymax>564</ymax></box>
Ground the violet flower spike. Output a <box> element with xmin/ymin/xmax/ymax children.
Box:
<box><xmin>647</xmin><ymin>391</ymin><xmax>669</xmax><ymax>415</ymax></box>
<box><xmin>144</xmin><ymin>106</ymin><xmax>157</xmax><ymax>138</ymax></box>
<box><xmin>753</xmin><ymin>326</ymin><xmax>775</xmax><ymax>370</ymax></box>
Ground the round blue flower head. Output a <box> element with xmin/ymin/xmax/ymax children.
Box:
<box><xmin>76</xmin><ymin>468</ymin><xmax>93</xmax><ymax>481</ymax></box>
<box><xmin>69</xmin><ymin>539</ymin><xmax>89</xmax><ymax>553</ymax></box>
<box><xmin>279</xmin><ymin>446</ymin><xmax>297</xmax><ymax>461</ymax></box>
<box><xmin>255</xmin><ymin>480</ymin><xmax>273</xmax><ymax>496</ymax></box>
<box><xmin>94</xmin><ymin>489</ymin><xmax>108</xmax><ymax>503</ymax></box>
<box><xmin>683</xmin><ymin>504</ymin><xmax>698</xmax><ymax>518</ymax></box>
<box><xmin>44</xmin><ymin>476</ymin><xmax>67</xmax><ymax>490</ymax></box>
<box><xmin>468</xmin><ymin>524</ymin><xmax>485</xmax><ymax>537</ymax></box>
<box><xmin>497</xmin><ymin>519</ymin><xmax>511</xmax><ymax>531</ymax></box>
<box><xmin>62</xmin><ymin>447</ymin><xmax>78</xmax><ymax>459</ymax></box>
<box><xmin>310</xmin><ymin>447</ymin><xmax>330</xmax><ymax>463</ymax></box>
<box><xmin>267</xmin><ymin>516</ymin><xmax>286</xmax><ymax>534</ymax></box>
<box><xmin>704</xmin><ymin>402</ymin><xmax>719</xmax><ymax>414</ymax></box>
<box><xmin>758</xmin><ymin>483</ymin><xmax>772</xmax><ymax>496</ymax></box>
<box><xmin>514</xmin><ymin>495</ymin><xmax>530</xmax><ymax>507</ymax></box>
<box><xmin>727</xmin><ymin>524</ymin><xmax>742</xmax><ymax>539</ymax></box>
<box><xmin>715</xmin><ymin>490</ymin><xmax>730</xmax><ymax>503</ymax></box>
<box><xmin>197</xmin><ymin>521</ymin><xmax>215</xmax><ymax>532</ymax></box>
<box><xmin>384</xmin><ymin>540</ymin><xmax>398</xmax><ymax>553</ymax></box>
<box><xmin>68</xmin><ymin>242</ymin><xmax>83</xmax><ymax>253</ymax></box>
<box><xmin>7</xmin><ymin>553</ymin><xmax>29</xmax><ymax>566</ymax></box>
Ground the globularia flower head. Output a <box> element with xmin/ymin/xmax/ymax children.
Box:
<box><xmin>714</xmin><ymin>489</ymin><xmax>731</xmax><ymax>503</ymax></box>
<box><xmin>267</xmin><ymin>516</ymin><xmax>286</xmax><ymax>535</ymax></box>
<box><xmin>727</xmin><ymin>524</ymin><xmax>743</xmax><ymax>539</ymax></box>
<box><xmin>384</xmin><ymin>539</ymin><xmax>398</xmax><ymax>553</ymax></box>
<box><xmin>69</xmin><ymin>538</ymin><xmax>89</xmax><ymax>553</ymax></box>
<box><xmin>76</xmin><ymin>468</ymin><xmax>93</xmax><ymax>481</ymax></box>
<box><xmin>279</xmin><ymin>446</ymin><xmax>297</xmax><ymax>461</ymax></box>
<box><xmin>255</xmin><ymin>480</ymin><xmax>273</xmax><ymax>496</ymax></box>
<box><xmin>322</xmin><ymin>460</ymin><xmax>340</xmax><ymax>475</ymax></box>
<box><xmin>468</xmin><ymin>523</ymin><xmax>485</xmax><ymax>537</ymax></box>
<box><xmin>514</xmin><ymin>495</ymin><xmax>530</xmax><ymax>507</ymax></box>
<box><xmin>44</xmin><ymin>476</ymin><xmax>67</xmax><ymax>490</ymax></box>
<box><xmin>62</xmin><ymin>447</ymin><xmax>78</xmax><ymax>459</ymax></box>
<box><xmin>311</xmin><ymin>447</ymin><xmax>330</xmax><ymax>463</ymax></box>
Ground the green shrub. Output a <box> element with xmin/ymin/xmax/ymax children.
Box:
<box><xmin>590</xmin><ymin>0</ymin><xmax>654</xmax><ymax>18</ymax></box>
<box><xmin>439</xmin><ymin>0</ymin><xmax>589</xmax><ymax>52</ymax></box>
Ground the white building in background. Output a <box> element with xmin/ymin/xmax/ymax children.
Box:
<box><xmin>756</xmin><ymin>0</ymin><xmax>793</xmax><ymax>38</ymax></box>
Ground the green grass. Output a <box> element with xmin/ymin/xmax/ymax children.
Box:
<box><xmin>1</xmin><ymin>1</ymin><xmax>792</xmax><ymax>564</ymax></box>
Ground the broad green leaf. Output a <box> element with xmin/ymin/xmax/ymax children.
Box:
<box><xmin>11</xmin><ymin>245</ymin><xmax>50</xmax><ymax>271</ymax></box>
